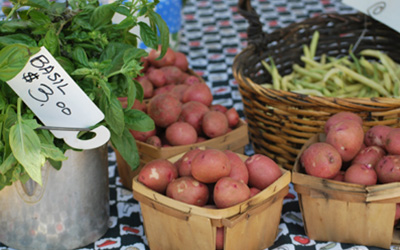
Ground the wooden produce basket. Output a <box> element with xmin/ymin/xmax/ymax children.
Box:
<box><xmin>132</xmin><ymin>152</ymin><xmax>291</xmax><ymax>250</ymax></box>
<box><xmin>117</xmin><ymin>119</ymin><xmax>249</xmax><ymax>190</ymax></box>
<box><xmin>292</xmin><ymin>134</ymin><xmax>400</xmax><ymax>249</ymax></box>
<box><xmin>232</xmin><ymin>0</ymin><xmax>400</xmax><ymax>170</ymax></box>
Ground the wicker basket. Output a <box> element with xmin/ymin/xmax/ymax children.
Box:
<box><xmin>292</xmin><ymin>134</ymin><xmax>400</xmax><ymax>249</ymax></box>
<box><xmin>232</xmin><ymin>0</ymin><xmax>400</xmax><ymax>170</ymax></box>
<box><xmin>132</xmin><ymin>152</ymin><xmax>291</xmax><ymax>250</ymax></box>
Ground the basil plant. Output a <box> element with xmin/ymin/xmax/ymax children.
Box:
<box><xmin>0</xmin><ymin>0</ymin><xmax>169</xmax><ymax>189</ymax></box>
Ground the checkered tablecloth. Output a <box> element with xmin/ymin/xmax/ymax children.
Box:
<box><xmin>0</xmin><ymin>0</ymin><xmax>396</xmax><ymax>250</ymax></box>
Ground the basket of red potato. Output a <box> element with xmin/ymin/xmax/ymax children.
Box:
<box><xmin>116</xmin><ymin>47</ymin><xmax>249</xmax><ymax>190</ymax></box>
<box><xmin>132</xmin><ymin>148</ymin><xmax>291</xmax><ymax>250</ymax></box>
<box><xmin>292</xmin><ymin>111</ymin><xmax>400</xmax><ymax>249</ymax></box>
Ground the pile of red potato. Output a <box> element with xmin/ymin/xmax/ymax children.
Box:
<box><xmin>300</xmin><ymin>111</ymin><xmax>400</xmax><ymax>224</ymax></box>
<box><xmin>138</xmin><ymin>148</ymin><xmax>283</xmax><ymax>249</ymax></box>
<box><xmin>127</xmin><ymin>46</ymin><xmax>240</xmax><ymax>147</ymax></box>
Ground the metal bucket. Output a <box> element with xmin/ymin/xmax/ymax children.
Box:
<box><xmin>0</xmin><ymin>145</ymin><xmax>110</xmax><ymax>250</ymax></box>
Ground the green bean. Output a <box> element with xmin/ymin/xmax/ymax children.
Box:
<box><xmin>334</xmin><ymin>64</ymin><xmax>390</xmax><ymax>96</ymax></box>
<box><xmin>309</xmin><ymin>31</ymin><xmax>319</xmax><ymax>59</ymax></box>
<box><xmin>383</xmin><ymin>72</ymin><xmax>392</xmax><ymax>92</ymax></box>
<box><xmin>303</xmin><ymin>45</ymin><xmax>311</xmax><ymax>59</ymax></box>
<box><xmin>293</xmin><ymin>64</ymin><xmax>323</xmax><ymax>81</ymax></box>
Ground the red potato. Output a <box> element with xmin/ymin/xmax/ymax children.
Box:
<box><xmin>249</xmin><ymin>187</ymin><xmax>261</xmax><ymax>197</ymax></box>
<box><xmin>213</xmin><ymin>177</ymin><xmax>251</xmax><ymax>208</ymax></box>
<box><xmin>178</xmin><ymin>148</ymin><xmax>203</xmax><ymax>177</ymax></box>
<box><xmin>376</xmin><ymin>155</ymin><xmax>400</xmax><ymax>183</ymax></box>
<box><xmin>191</xmin><ymin>149</ymin><xmax>231</xmax><ymax>183</ymax></box>
<box><xmin>148</xmin><ymin>93</ymin><xmax>182</xmax><ymax>128</ymax></box>
<box><xmin>130</xmin><ymin>128</ymin><xmax>156</xmax><ymax>142</ymax></box>
<box><xmin>173</xmin><ymin>51</ymin><xmax>189</xmax><ymax>72</ymax></box>
<box><xmin>385</xmin><ymin>128</ymin><xmax>400</xmax><ymax>155</ymax></box>
<box><xmin>225</xmin><ymin>107</ymin><xmax>240</xmax><ymax>128</ymax></box>
<box><xmin>118</xmin><ymin>97</ymin><xmax>146</xmax><ymax>113</ymax></box>
<box><xmin>148</xmin><ymin>46</ymin><xmax>176</xmax><ymax>68</ymax></box>
<box><xmin>146</xmin><ymin>68</ymin><xmax>167</xmax><ymax>88</ymax></box>
<box><xmin>245</xmin><ymin>154</ymin><xmax>282</xmax><ymax>190</ymax></box>
<box><xmin>146</xmin><ymin>135</ymin><xmax>162</xmax><ymax>147</ymax></box>
<box><xmin>182</xmin><ymin>83</ymin><xmax>213</xmax><ymax>106</ymax></box>
<box><xmin>224</xmin><ymin>150</ymin><xmax>249</xmax><ymax>184</ymax></box>
<box><xmin>165</xmin><ymin>122</ymin><xmax>198</xmax><ymax>146</ymax></box>
<box><xmin>332</xmin><ymin>171</ymin><xmax>345</xmax><ymax>182</ymax></box>
<box><xmin>202</xmin><ymin>111</ymin><xmax>229</xmax><ymax>138</ymax></box>
<box><xmin>352</xmin><ymin>146</ymin><xmax>386</xmax><ymax>169</ymax></box>
<box><xmin>396</xmin><ymin>203</ymin><xmax>400</xmax><ymax>222</ymax></box>
<box><xmin>132</xmin><ymin>99</ymin><xmax>147</xmax><ymax>113</ymax></box>
<box><xmin>197</xmin><ymin>137</ymin><xmax>206</xmax><ymax>142</ymax></box>
<box><xmin>170</xmin><ymin>84</ymin><xmax>189</xmax><ymax>101</ymax></box>
<box><xmin>137</xmin><ymin>76</ymin><xmax>154</xmax><ymax>99</ymax></box>
<box><xmin>325</xmin><ymin>120</ymin><xmax>364</xmax><ymax>162</ymax></box>
<box><xmin>324</xmin><ymin>111</ymin><xmax>363</xmax><ymax>134</ymax></box>
<box><xmin>138</xmin><ymin>159</ymin><xmax>178</xmax><ymax>194</ymax></box>
<box><xmin>160</xmin><ymin>66</ymin><xmax>184</xmax><ymax>85</ymax></box>
<box><xmin>300</xmin><ymin>142</ymin><xmax>342</xmax><ymax>179</ymax></box>
<box><xmin>166</xmin><ymin>176</ymin><xmax>209</xmax><ymax>206</ymax></box>
<box><xmin>183</xmin><ymin>75</ymin><xmax>201</xmax><ymax>85</ymax></box>
<box><xmin>179</xmin><ymin>101</ymin><xmax>209</xmax><ymax>134</ymax></box>
<box><xmin>153</xmin><ymin>84</ymin><xmax>175</xmax><ymax>96</ymax></box>
<box><xmin>364</xmin><ymin>125</ymin><xmax>394</xmax><ymax>148</ymax></box>
<box><xmin>216</xmin><ymin>227</ymin><xmax>224</xmax><ymax>250</ymax></box>
<box><xmin>344</xmin><ymin>163</ymin><xmax>377</xmax><ymax>185</ymax></box>
<box><xmin>210</xmin><ymin>104</ymin><xmax>228</xmax><ymax>113</ymax></box>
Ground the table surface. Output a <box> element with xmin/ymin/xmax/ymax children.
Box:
<box><xmin>0</xmin><ymin>0</ymin><xmax>396</xmax><ymax>249</ymax></box>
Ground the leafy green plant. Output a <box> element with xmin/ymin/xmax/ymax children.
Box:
<box><xmin>0</xmin><ymin>0</ymin><xmax>169</xmax><ymax>189</ymax></box>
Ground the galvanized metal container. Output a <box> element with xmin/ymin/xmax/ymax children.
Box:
<box><xmin>0</xmin><ymin>145</ymin><xmax>110</xmax><ymax>250</ymax></box>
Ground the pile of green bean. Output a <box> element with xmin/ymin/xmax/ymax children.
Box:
<box><xmin>261</xmin><ymin>31</ymin><xmax>400</xmax><ymax>98</ymax></box>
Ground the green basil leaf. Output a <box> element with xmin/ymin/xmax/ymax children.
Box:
<box><xmin>48</xmin><ymin>159</ymin><xmax>62</xmax><ymax>170</ymax></box>
<box><xmin>114</xmin><ymin>15</ymin><xmax>135</xmax><ymax>30</ymax></box>
<box><xmin>123</xmin><ymin>47</ymin><xmax>148</xmax><ymax>63</ymax></box>
<box><xmin>138</xmin><ymin>21</ymin><xmax>158</xmax><ymax>50</ymax></box>
<box><xmin>40</xmin><ymin>29</ymin><xmax>60</xmax><ymax>56</ymax></box>
<box><xmin>71</xmin><ymin>68</ymin><xmax>92</xmax><ymax>76</ymax></box>
<box><xmin>28</xmin><ymin>9</ymin><xmax>51</xmax><ymax>26</ymax></box>
<box><xmin>134</xmin><ymin>79</ymin><xmax>144</xmax><ymax>102</ymax></box>
<box><xmin>115</xmin><ymin>5</ymin><xmax>131</xmax><ymax>16</ymax></box>
<box><xmin>55</xmin><ymin>56</ymin><xmax>75</xmax><ymax>74</ymax></box>
<box><xmin>9</xmin><ymin>120</ymin><xmax>46</xmax><ymax>185</ymax></box>
<box><xmin>0</xmin><ymin>19</ymin><xmax>31</xmax><ymax>33</ymax></box>
<box><xmin>124</xmin><ymin>109</ymin><xmax>154</xmax><ymax>132</ymax></box>
<box><xmin>125</xmin><ymin>76</ymin><xmax>136</xmax><ymax>109</ymax></box>
<box><xmin>20</xmin><ymin>0</ymin><xmax>50</xmax><ymax>8</ymax></box>
<box><xmin>40</xmin><ymin>142</ymin><xmax>68</xmax><ymax>162</ymax></box>
<box><xmin>90</xmin><ymin>4</ymin><xmax>115</xmax><ymax>30</ymax></box>
<box><xmin>0</xmin><ymin>153</ymin><xmax>17</xmax><ymax>174</ymax></box>
<box><xmin>148</xmin><ymin>10</ymin><xmax>169</xmax><ymax>58</ymax></box>
<box><xmin>99</xmin><ymin>94</ymin><xmax>125</xmax><ymax>136</ymax></box>
<box><xmin>72</xmin><ymin>46</ymin><xmax>89</xmax><ymax>67</ymax></box>
<box><xmin>0</xmin><ymin>34</ymin><xmax>37</xmax><ymax>47</ymax></box>
<box><xmin>0</xmin><ymin>44</ymin><xmax>40</xmax><ymax>82</ymax></box>
<box><xmin>110</xmin><ymin>127</ymin><xmax>140</xmax><ymax>170</ymax></box>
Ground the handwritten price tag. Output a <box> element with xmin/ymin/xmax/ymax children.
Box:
<box><xmin>6</xmin><ymin>47</ymin><xmax>110</xmax><ymax>150</ymax></box>
<box><xmin>343</xmin><ymin>0</ymin><xmax>400</xmax><ymax>33</ymax></box>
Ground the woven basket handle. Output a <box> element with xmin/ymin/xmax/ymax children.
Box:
<box><xmin>237</xmin><ymin>0</ymin><xmax>264</xmax><ymax>46</ymax></box>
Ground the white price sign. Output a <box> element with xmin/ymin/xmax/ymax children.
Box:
<box><xmin>6</xmin><ymin>47</ymin><xmax>110</xmax><ymax>150</ymax></box>
<box><xmin>343</xmin><ymin>0</ymin><xmax>400</xmax><ymax>33</ymax></box>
